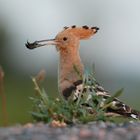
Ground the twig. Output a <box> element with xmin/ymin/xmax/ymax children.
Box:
<box><xmin>0</xmin><ymin>66</ymin><xmax>8</xmax><ymax>126</ymax></box>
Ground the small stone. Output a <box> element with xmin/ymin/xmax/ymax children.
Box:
<box><xmin>32</xmin><ymin>134</ymin><xmax>47</xmax><ymax>140</ymax></box>
<box><xmin>69</xmin><ymin>135</ymin><xmax>79</xmax><ymax>140</ymax></box>
<box><xmin>114</xmin><ymin>127</ymin><xmax>127</xmax><ymax>134</ymax></box>
<box><xmin>50</xmin><ymin>120</ymin><xmax>67</xmax><ymax>128</ymax></box>
<box><xmin>24</xmin><ymin>123</ymin><xmax>34</xmax><ymax>128</ymax></box>
<box><xmin>36</xmin><ymin>122</ymin><xmax>44</xmax><ymax>127</ymax></box>
<box><xmin>79</xmin><ymin>129</ymin><xmax>93</xmax><ymax>138</ymax></box>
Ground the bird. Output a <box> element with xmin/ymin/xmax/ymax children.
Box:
<box><xmin>26</xmin><ymin>25</ymin><xmax>140</xmax><ymax>119</ymax></box>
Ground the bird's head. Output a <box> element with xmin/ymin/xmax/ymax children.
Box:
<box><xmin>26</xmin><ymin>25</ymin><xmax>99</xmax><ymax>52</ymax></box>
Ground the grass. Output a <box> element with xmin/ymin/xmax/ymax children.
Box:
<box><xmin>0</xmin><ymin>66</ymin><xmax>138</xmax><ymax>126</ymax></box>
<box><xmin>30</xmin><ymin>71</ymin><xmax>136</xmax><ymax>125</ymax></box>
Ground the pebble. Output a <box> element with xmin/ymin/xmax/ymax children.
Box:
<box><xmin>0</xmin><ymin>122</ymin><xmax>140</xmax><ymax>140</ymax></box>
<box><xmin>79</xmin><ymin>129</ymin><xmax>93</xmax><ymax>138</ymax></box>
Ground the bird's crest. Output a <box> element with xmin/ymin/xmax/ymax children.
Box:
<box><xmin>62</xmin><ymin>25</ymin><xmax>99</xmax><ymax>40</ymax></box>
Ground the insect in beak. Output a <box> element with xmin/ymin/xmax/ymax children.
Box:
<box><xmin>25</xmin><ymin>39</ymin><xmax>59</xmax><ymax>49</ymax></box>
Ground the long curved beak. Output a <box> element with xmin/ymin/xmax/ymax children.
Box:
<box><xmin>25</xmin><ymin>39</ymin><xmax>59</xmax><ymax>49</ymax></box>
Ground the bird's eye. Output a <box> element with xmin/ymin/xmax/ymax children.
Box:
<box><xmin>63</xmin><ymin>37</ymin><xmax>68</xmax><ymax>41</ymax></box>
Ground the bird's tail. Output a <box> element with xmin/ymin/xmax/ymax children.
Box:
<box><xmin>72</xmin><ymin>78</ymin><xmax>140</xmax><ymax>120</ymax></box>
<box><xmin>105</xmin><ymin>98</ymin><xmax>140</xmax><ymax>119</ymax></box>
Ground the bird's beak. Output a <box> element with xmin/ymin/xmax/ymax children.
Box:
<box><xmin>25</xmin><ymin>39</ymin><xmax>59</xmax><ymax>49</ymax></box>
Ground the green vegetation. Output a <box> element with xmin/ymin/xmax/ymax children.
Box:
<box><xmin>0</xmin><ymin>68</ymin><xmax>138</xmax><ymax>126</ymax></box>
<box><xmin>30</xmin><ymin>71</ymin><xmax>135</xmax><ymax>125</ymax></box>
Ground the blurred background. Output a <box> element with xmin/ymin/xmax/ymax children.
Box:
<box><xmin>0</xmin><ymin>0</ymin><xmax>140</xmax><ymax>126</ymax></box>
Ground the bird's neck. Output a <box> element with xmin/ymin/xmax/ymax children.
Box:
<box><xmin>58</xmin><ymin>46</ymin><xmax>84</xmax><ymax>98</ymax></box>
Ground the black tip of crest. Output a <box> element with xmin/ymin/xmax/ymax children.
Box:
<box><xmin>91</xmin><ymin>27</ymin><xmax>100</xmax><ymax>33</ymax></box>
<box><xmin>64</xmin><ymin>26</ymin><xmax>69</xmax><ymax>30</ymax></box>
<box><xmin>71</xmin><ymin>25</ymin><xmax>76</xmax><ymax>28</ymax></box>
<box><xmin>82</xmin><ymin>25</ymin><xmax>89</xmax><ymax>29</ymax></box>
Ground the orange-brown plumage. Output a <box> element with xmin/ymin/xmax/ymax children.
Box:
<box><xmin>26</xmin><ymin>26</ymin><xmax>99</xmax><ymax>97</ymax></box>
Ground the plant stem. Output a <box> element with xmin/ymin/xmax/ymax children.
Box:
<box><xmin>0</xmin><ymin>66</ymin><xmax>8</xmax><ymax>126</ymax></box>
<box><xmin>32</xmin><ymin>77</ymin><xmax>42</xmax><ymax>95</ymax></box>
<box><xmin>32</xmin><ymin>77</ymin><xmax>54</xmax><ymax>116</ymax></box>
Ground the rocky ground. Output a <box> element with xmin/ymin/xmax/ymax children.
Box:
<box><xmin>0</xmin><ymin>121</ymin><xmax>140</xmax><ymax>140</ymax></box>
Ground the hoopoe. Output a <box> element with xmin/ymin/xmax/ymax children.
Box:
<box><xmin>26</xmin><ymin>25</ymin><xmax>140</xmax><ymax>119</ymax></box>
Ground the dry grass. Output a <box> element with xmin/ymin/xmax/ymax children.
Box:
<box><xmin>0</xmin><ymin>66</ymin><xmax>8</xmax><ymax>126</ymax></box>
